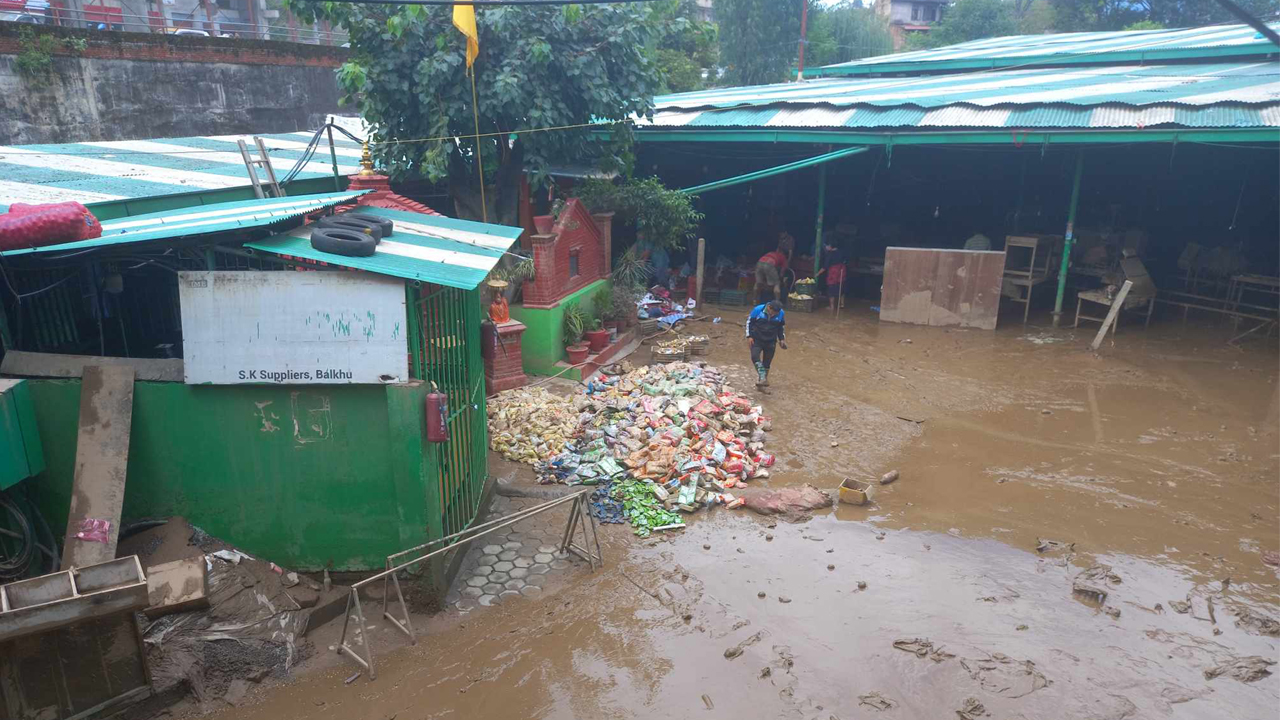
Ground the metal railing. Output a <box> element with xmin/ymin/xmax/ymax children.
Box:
<box><xmin>2</xmin><ymin>8</ymin><xmax>348</xmax><ymax>46</ymax></box>
<box><xmin>337</xmin><ymin>489</ymin><xmax>603</xmax><ymax>679</ymax></box>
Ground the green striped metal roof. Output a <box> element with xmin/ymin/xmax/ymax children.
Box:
<box><xmin>642</xmin><ymin>61</ymin><xmax>1280</xmax><ymax>137</ymax></box>
<box><xmin>811</xmin><ymin>22</ymin><xmax>1280</xmax><ymax>77</ymax></box>
<box><xmin>0</xmin><ymin>192</ymin><xmax>366</xmax><ymax>257</ymax></box>
<box><xmin>0</xmin><ymin>130</ymin><xmax>365</xmax><ymax>211</ymax></box>
<box><xmin>247</xmin><ymin>206</ymin><xmax>523</xmax><ymax>291</ymax></box>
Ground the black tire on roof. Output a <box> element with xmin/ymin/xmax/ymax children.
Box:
<box><xmin>344</xmin><ymin>213</ymin><xmax>394</xmax><ymax>238</ymax></box>
<box><xmin>310</xmin><ymin>227</ymin><xmax>378</xmax><ymax>257</ymax></box>
<box><xmin>316</xmin><ymin>216</ymin><xmax>383</xmax><ymax>242</ymax></box>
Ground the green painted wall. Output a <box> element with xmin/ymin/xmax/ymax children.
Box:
<box><xmin>25</xmin><ymin>379</ymin><xmax>432</xmax><ymax>571</ymax></box>
<box><xmin>510</xmin><ymin>279</ymin><xmax>611</xmax><ymax>377</ymax></box>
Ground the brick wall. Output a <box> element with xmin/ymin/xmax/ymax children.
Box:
<box><xmin>481</xmin><ymin>321</ymin><xmax>527</xmax><ymax>394</ymax></box>
<box><xmin>522</xmin><ymin>199</ymin><xmax>611</xmax><ymax>309</ymax></box>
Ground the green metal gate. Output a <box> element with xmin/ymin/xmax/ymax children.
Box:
<box><xmin>407</xmin><ymin>284</ymin><xmax>488</xmax><ymax>538</ymax></box>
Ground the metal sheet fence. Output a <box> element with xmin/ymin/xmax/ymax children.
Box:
<box><xmin>408</xmin><ymin>284</ymin><xmax>488</xmax><ymax>538</ymax></box>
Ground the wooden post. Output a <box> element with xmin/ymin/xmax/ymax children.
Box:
<box><xmin>1091</xmin><ymin>280</ymin><xmax>1132</xmax><ymax>351</ymax></box>
<box><xmin>695</xmin><ymin>237</ymin><xmax>705</xmax><ymax>308</ymax></box>
<box><xmin>1052</xmin><ymin>151</ymin><xmax>1085</xmax><ymax>327</ymax></box>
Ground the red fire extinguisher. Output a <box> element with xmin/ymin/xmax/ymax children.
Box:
<box><xmin>426</xmin><ymin>382</ymin><xmax>449</xmax><ymax>443</ymax></box>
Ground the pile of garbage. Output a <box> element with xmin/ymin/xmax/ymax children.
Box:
<box><xmin>488</xmin><ymin>362</ymin><xmax>777</xmax><ymax>537</ymax></box>
<box><xmin>488</xmin><ymin>386</ymin><xmax>580</xmax><ymax>464</ymax></box>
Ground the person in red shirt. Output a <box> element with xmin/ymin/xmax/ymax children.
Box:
<box><xmin>755</xmin><ymin>246</ymin><xmax>789</xmax><ymax>304</ymax></box>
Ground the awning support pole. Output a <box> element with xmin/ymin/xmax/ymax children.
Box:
<box><xmin>812</xmin><ymin>163</ymin><xmax>827</xmax><ymax>277</ymax></box>
<box><xmin>680</xmin><ymin>146</ymin><xmax>866</xmax><ymax>196</ymax></box>
<box><xmin>1052</xmin><ymin>151</ymin><xmax>1084</xmax><ymax>327</ymax></box>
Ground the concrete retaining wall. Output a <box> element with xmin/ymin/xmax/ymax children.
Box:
<box><xmin>0</xmin><ymin>25</ymin><xmax>347</xmax><ymax>145</ymax></box>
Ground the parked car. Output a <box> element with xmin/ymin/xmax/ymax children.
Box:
<box><xmin>0</xmin><ymin>11</ymin><xmax>46</xmax><ymax>24</ymax></box>
<box><xmin>172</xmin><ymin>28</ymin><xmax>210</xmax><ymax>36</ymax></box>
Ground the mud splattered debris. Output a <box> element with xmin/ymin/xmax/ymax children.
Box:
<box><xmin>959</xmin><ymin>653</ymin><xmax>1049</xmax><ymax>699</ymax></box>
<box><xmin>724</xmin><ymin>631</ymin><xmax>765</xmax><ymax>660</ymax></box>
<box><xmin>1203</xmin><ymin>656</ymin><xmax>1275</xmax><ymax>683</ymax></box>
<box><xmin>858</xmin><ymin>692</ymin><xmax>896</xmax><ymax>711</ymax></box>
<box><xmin>1072</xmin><ymin>564</ymin><xmax>1122</xmax><ymax>605</ymax></box>
<box><xmin>956</xmin><ymin>697</ymin><xmax>988</xmax><ymax>719</ymax></box>
<box><xmin>893</xmin><ymin>638</ymin><xmax>955</xmax><ymax>663</ymax></box>
<box><xmin>1035</xmin><ymin>538</ymin><xmax>1074</xmax><ymax>554</ymax></box>
<box><xmin>1233</xmin><ymin>608</ymin><xmax>1280</xmax><ymax>637</ymax></box>
<box><xmin>740</xmin><ymin>484</ymin><xmax>833</xmax><ymax>520</ymax></box>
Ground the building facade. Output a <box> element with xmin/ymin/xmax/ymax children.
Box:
<box><xmin>875</xmin><ymin>0</ymin><xmax>948</xmax><ymax>49</ymax></box>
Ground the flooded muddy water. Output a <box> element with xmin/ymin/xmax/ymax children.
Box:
<box><xmin>198</xmin><ymin>306</ymin><xmax>1279</xmax><ymax>720</ymax></box>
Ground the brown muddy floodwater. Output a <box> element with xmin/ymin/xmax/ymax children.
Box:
<box><xmin>202</xmin><ymin>305</ymin><xmax>1279</xmax><ymax>720</ymax></box>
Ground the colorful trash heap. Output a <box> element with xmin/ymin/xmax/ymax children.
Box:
<box><xmin>488</xmin><ymin>362</ymin><xmax>776</xmax><ymax>536</ymax></box>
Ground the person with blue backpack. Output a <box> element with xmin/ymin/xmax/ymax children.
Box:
<box><xmin>745</xmin><ymin>300</ymin><xmax>787</xmax><ymax>388</ymax></box>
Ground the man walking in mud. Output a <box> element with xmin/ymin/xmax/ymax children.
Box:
<box><xmin>745</xmin><ymin>300</ymin><xmax>787</xmax><ymax>388</ymax></box>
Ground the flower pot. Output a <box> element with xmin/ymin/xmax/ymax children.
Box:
<box><xmin>603</xmin><ymin>319</ymin><xmax>620</xmax><ymax>333</ymax></box>
<box><xmin>566</xmin><ymin>344</ymin><xmax>590</xmax><ymax>364</ymax></box>
<box><xmin>584</xmin><ymin>328</ymin><xmax>610</xmax><ymax>353</ymax></box>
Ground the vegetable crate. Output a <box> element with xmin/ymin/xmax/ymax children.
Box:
<box><xmin>789</xmin><ymin>297</ymin><xmax>816</xmax><ymax>313</ymax></box>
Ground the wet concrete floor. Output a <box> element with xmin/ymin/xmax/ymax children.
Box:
<box><xmin>202</xmin><ymin>304</ymin><xmax>1279</xmax><ymax>719</ymax></box>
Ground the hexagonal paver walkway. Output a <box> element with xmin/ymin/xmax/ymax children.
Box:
<box><xmin>442</xmin><ymin>494</ymin><xmax>587</xmax><ymax>612</ymax></box>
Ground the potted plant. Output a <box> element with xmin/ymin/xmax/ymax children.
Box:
<box><xmin>564</xmin><ymin>302</ymin><xmax>590</xmax><ymax>364</ymax></box>
<box><xmin>610</xmin><ymin>281</ymin><xmax>640</xmax><ymax>330</ymax></box>
<box><xmin>595</xmin><ymin>287</ymin><xmax>620</xmax><ymax>340</ymax></box>
<box><xmin>584</xmin><ymin>316</ymin><xmax>610</xmax><ymax>353</ymax></box>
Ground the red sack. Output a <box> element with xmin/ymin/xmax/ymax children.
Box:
<box><xmin>4</xmin><ymin>202</ymin><xmax>101</xmax><ymax>242</ymax></box>
<box><xmin>0</xmin><ymin>204</ymin><xmax>94</xmax><ymax>251</ymax></box>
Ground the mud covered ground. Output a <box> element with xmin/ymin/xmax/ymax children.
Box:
<box><xmin>199</xmin><ymin>304</ymin><xmax>1279</xmax><ymax>720</ymax></box>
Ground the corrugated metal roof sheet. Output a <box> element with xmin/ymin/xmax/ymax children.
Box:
<box><xmin>246</xmin><ymin>206</ymin><xmax>523</xmax><ymax>291</ymax></box>
<box><xmin>657</xmin><ymin>63</ymin><xmax>1280</xmax><ymax>112</ymax></box>
<box><xmin>643</xmin><ymin>61</ymin><xmax>1280</xmax><ymax>132</ymax></box>
<box><xmin>815</xmin><ymin>23</ymin><xmax>1280</xmax><ymax>76</ymax></box>
<box><xmin>0</xmin><ymin>192</ymin><xmax>366</xmax><ymax>257</ymax></box>
<box><xmin>0</xmin><ymin>130</ymin><xmax>364</xmax><ymax>208</ymax></box>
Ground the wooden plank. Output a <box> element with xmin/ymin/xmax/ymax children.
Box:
<box><xmin>61</xmin><ymin>366</ymin><xmax>135</xmax><ymax>570</ymax></box>
<box><xmin>0</xmin><ymin>351</ymin><xmax>183</xmax><ymax>382</ymax></box>
<box><xmin>883</xmin><ymin>248</ymin><xmax>1005</xmax><ymax>329</ymax></box>
<box><xmin>1091</xmin><ymin>280</ymin><xmax>1133</xmax><ymax>350</ymax></box>
<box><xmin>0</xmin><ymin>581</ymin><xmax>148</xmax><ymax>643</ymax></box>
<box><xmin>960</xmin><ymin>251</ymin><xmax>1007</xmax><ymax>330</ymax></box>
<box><xmin>880</xmin><ymin>247</ymin><xmax>938</xmax><ymax>325</ymax></box>
<box><xmin>928</xmin><ymin>250</ymin><xmax>968</xmax><ymax>327</ymax></box>
<box><xmin>0</xmin><ymin>614</ymin><xmax>150</xmax><ymax>720</ymax></box>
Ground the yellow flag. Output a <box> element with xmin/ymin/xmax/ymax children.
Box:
<box><xmin>452</xmin><ymin>3</ymin><xmax>479</xmax><ymax>70</ymax></box>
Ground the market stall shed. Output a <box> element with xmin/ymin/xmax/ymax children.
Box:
<box><xmin>632</xmin><ymin>22</ymin><xmax>1280</xmax><ymax>329</ymax></box>
<box><xmin>1</xmin><ymin>198</ymin><xmax>523</xmax><ymax>575</ymax></box>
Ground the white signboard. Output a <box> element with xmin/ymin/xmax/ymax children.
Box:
<box><xmin>179</xmin><ymin>271</ymin><xmax>408</xmax><ymax>385</ymax></box>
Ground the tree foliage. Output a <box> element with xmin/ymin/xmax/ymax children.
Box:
<box><xmin>1051</xmin><ymin>0</ymin><xmax>1279</xmax><ymax>30</ymax></box>
<box><xmin>806</xmin><ymin>1</ymin><xmax>895</xmax><ymax>67</ymax></box>
<box><xmin>576</xmin><ymin>177</ymin><xmax>703</xmax><ymax>251</ymax></box>
<box><xmin>653</xmin><ymin>0</ymin><xmax>718</xmax><ymax>93</ymax></box>
<box><xmin>907</xmin><ymin>0</ymin><xmax>1276</xmax><ymax>50</ymax></box>
<box><xmin>717</xmin><ymin>0</ymin><xmax>805</xmax><ymax>85</ymax></box>
<box><xmin>284</xmin><ymin>1</ymin><xmax>663</xmax><ymax>223</ymax></box>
